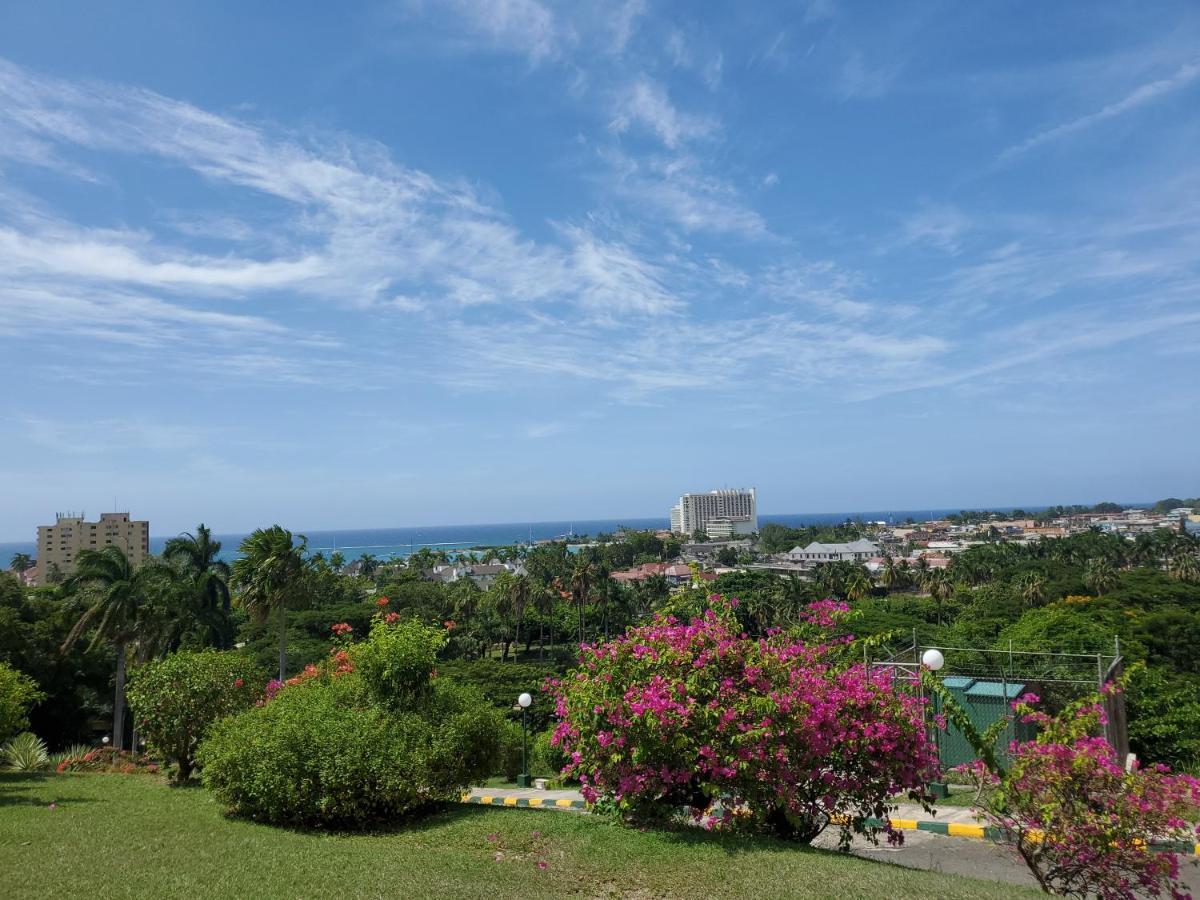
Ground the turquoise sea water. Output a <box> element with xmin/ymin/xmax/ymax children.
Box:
<box><xmin>0</xmin><ymin>507</ymin><xmax>1052</xmax><ymax>567</ymax></box>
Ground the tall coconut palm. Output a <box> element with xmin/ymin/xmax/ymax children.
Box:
<box><xmin>1014</xmin><ymin>571</ymin><xmax>1046</xmax><ymax>608</ymax></box>
<box><xmin>532</xmin><ymin>581</ymin><xmax>556</xmax><ymax>661</ymax></box>
<box><xmin>164</xmin><ymin>524</ymin><xmax>233</xmax><ymax>649</ymax></box>
<box><xmin>8</xmin><ymin>552</ymin><xmax>33</xmax><ymax>574</ymax></box>
<box><xmin>1083</xmin><ymin>557</ymin><xmax>1116</xmax><ymax>596</ymax></box>
<box><xmin>232</xmin><ymin>526</ymin><xmax>309</xmax><ymax>681</ymax></box>
<box><xmin>569</xmin><ymin>558</ymin><xmax>596</xmax><ymax>646</ymax></box>
<box><xmin>504</xmin><ymin>574</ymin><xmax>531</xmax><ymax>661</ymax></box>
<box><xmin>61</xmin><ymin>546</ymin><xmax>158</xmax><ymax>750</ymax></box>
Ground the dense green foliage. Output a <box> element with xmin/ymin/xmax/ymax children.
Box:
<box><xmin>0</xmin><ymin>660</ymin><xmax>43</xmax><ymax>742</ymax></box>
<box><xmin>199</xmin><ymin>619</ymin><xmax>503</xmax><ymax>827</ymax></box>
<box><xmin>126</xmin><ymin>650</ymin><xmax>265</xmax><ymax>782</ymax></box>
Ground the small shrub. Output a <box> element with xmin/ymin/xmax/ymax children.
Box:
<box><xmin>55</xmin><ymin>747</ymin><xmax>158</xmax><ymax>775</ymax></box>
<box><xmin>1</xmin><ymin>732</ymin><xmax>50</xmax><ymax>773</ymax></box>
<box><xmin>531</xmin><ymin>729</ymin><xmax>572</xmax><ymax>781</ymax></box>
<box><xmin>199</xmin><ymin>619</ymin><xmax>503</xmax><ymax>828</ymax></box>
<box><xmin>0</xmin><ymin>662</ymin><xmax>43</xmax><ymax>742</ymax></box>
<box><xmin>126</xmin><ymin>650</ymin><xmax>265</xmax><ymax>783</ymax></box>
<box><xmin>48</xmin><ymin>743</ymin><xmax>95</xmax><ymax>769</ymax></box>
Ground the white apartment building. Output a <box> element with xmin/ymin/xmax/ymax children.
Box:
<box><xmin>670</xmin><ymin>488</ymin><xmax>757</xmax><ymax>536</ymax></box>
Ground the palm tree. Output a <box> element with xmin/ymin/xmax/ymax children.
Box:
<box><xmin>164</xmin><ymin>524</ymin><xmax>233</xmax><ymax>649</ymax></box>
<box><xmin>60</xmin><ymin>546</ymin><xmax>157</xmax><ymax>750</ymax></box>
<box><xmin>1014</xmin><ymin>572</ymin><xmax>1046</xmax><ymax>608</ymax></box>
<box><xmin>532</xmin><ymin>582</ymin><xmax>556</xmax><ymax>661</ymax></box>
<box><xmin>922</xmin><ymin>567</ymin><xmax>953</xmax><ymax>625</ymax></box>
<box><xmin>358</xmin><ymin>553</ymin><xmax>379</xmax><ymax>579</ymax></box>
<box><xmin>569</xmin><ymin>558</ymin><xmax>596</xmax><ymax>646</ymax></box>
<box><xmin>505</xmin><ymin>574</ymin><xmax>531</xmax><ymax>661</ymax></box>
<box><xmin>232</xmin><ymin>526</ymin><xmax>309</xmax><ymax>681</ymax></box>
<box><xmin>1169</xmin><ymin>551</ymin><xmax>1200</xmax><ymax>583</ymax></box>
<box><xmin>877</xmin><ymin>556</ymin><xmax>898</xmax><ymax>593</ymax></box>
<box><xmin>1083</xmin><ymin>557</ymin><xmax>1116</xmax><ymax>596</ymax></box>
<box><xmin>8</xmin><ymin>552</ymin><xmax>33</xmax><ymax>574</ymax></box>
<box><xmin>845</xmin><ymin>568</ymin><xmax>872</xmax><ymax>602</ymax></box>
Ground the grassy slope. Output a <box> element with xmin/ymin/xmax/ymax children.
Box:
<box><xmin>0</xmin><ymin>774</ymin><xmax>1035</xmax><ymax>900</ymax></box>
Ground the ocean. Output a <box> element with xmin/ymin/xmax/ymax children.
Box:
<box><xmin>0</xmin><ymin>507</ymin><xmax>1044</xmax><ymax>567</ymax></box>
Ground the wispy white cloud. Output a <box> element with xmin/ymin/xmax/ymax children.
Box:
<box><xmin>601</xmin><ymin>149</ymin><xmax>767</xmax><ymax>237</ymax></box>
<box><xmin>608</xmin><ymin>76</ymin><xmax>718</xmax><ymax>148</ymax></box>
<box><xmin>404</xmin><ymin>0</ymin><xmax>564</xmax><ymax>63</ymax></box>
<box><xmin>999</xmin><ymin>59</ymin><xmax>1200</xmax><ymax>161</ymax></box>
<box><xmin>896</xmin><ymin>203</ymin><xmax>972</xmax><ymax>254</ymax></box>
<box><xmin>836</xmin><ymin>50</ymin><xmax>901</xmax><ymax>100</ymax></box>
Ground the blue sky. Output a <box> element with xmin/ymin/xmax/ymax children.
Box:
<box><xmin>1</xmin><ymin>1</ymin><xmax>1198</xmax><ymax>539</ymax></box>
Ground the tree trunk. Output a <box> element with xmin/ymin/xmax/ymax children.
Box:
<box><xmin>277</xmin><ymin>601</ymin><xmax>288</xmax><ymax>681</ymax></box>
<box><xmin>539</xmin><ymin>620</ymin><xmax>545</xmax><ymax>662</ymax></box>
<box><xmin>113</xmin><ymin>642</ymin><xmax>127</xmax><ymax>751</ymax></box>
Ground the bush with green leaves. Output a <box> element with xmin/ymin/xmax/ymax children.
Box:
<box><xmin>1</xmin><ymin>731</ymin><xmax>50</xmax><ymax>773</ymax></box>
<box><xmin>531</xmin><ymin>728</ymin><xmax>572</xmax><ymax>781</ymax></box>
<box><xmin>126</xmin><ymin>650</ymin><xmax>265</xmax><ymax>783</ymax></box>
<box><xmin>199</xmin><ymin>618</ymin><xmax>503</xmax><ymax>827</ymax></box>
<box><xmin>0</xmin><ymin>662</ymin><xmax>43</xmax><ymax>742</ymax></box>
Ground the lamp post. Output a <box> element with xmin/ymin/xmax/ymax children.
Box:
<box><xmin>921</xmin><ymin>648</ymin><xmax>949</xmax><ymax>799</ymax></box>
<box><xmin>516</xmin><ymin>692</ymin><xmax>532</xmax><ymax>788</ymax></box>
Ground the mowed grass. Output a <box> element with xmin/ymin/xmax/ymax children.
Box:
<box><xmin>0</xmin><ymin>774</ymin><xmax>1036</xmax><ymax>900</ymax></box>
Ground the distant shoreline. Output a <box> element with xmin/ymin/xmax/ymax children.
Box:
<box><xmin>0</xmin><ymin>504</ymin><xmax>1100</xmax><ymax>564</ymax></box>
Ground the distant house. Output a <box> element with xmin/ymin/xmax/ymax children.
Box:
<box><xmin>423</xmin><ymin>560</ymin><xmax>526</xmax><ymax>589</ymax></box>
<box><xmin>786</xmin><ymin>539</ymin><xmax>881</xmax><ymax>565</ymax></box>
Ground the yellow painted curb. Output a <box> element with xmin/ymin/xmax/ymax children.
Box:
<box><xmin>555</xmin><ymin>798</ymin><xmax>574</xmax><ymax>808</ymax></box>
<box><xmin>527</xmin><ymin>798</ymin><xmax>543</xmax><ymax>807</ymax></box>
<box><xmin>948</xmin><ymin>823</ymin><xmax>986</xmax><ymax>838</ymax></box>
<box><xmin>478</xmin><ymin>796</ymin><xmax>493</xmax><ymax>805</ymax></box>
<box><xmin>503</xmin><ymin>796</ymin><xmax>518</xmax><ymax>806</ymax></box>
<box><xmin>889</xmin><ymin>818</ymin><xmax>918</xmax><ymax>830</ymax></box>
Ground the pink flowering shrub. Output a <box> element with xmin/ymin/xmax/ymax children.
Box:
<box><xmin>956</xmin><ymin>691</ymin><xmax>1200</xmax><ymax>899</ymax></box>
<box><xmin>550</xmin><ymin>596</ymin><xmax>938</xmax><ymax>845</ymax></box>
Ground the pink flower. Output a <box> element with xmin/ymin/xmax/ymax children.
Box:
<box><xmin>331</xmin><ymin>622</ymin><xmax>353</xmax><ymax>637</ymax></box>
<box><xmin>536</xmin><ymin>860</ymin><xmax>548</xmax><ymax>870</ymax></box>
<box><xmin>376</xmin><ymin>596</ymin><xmax>389</xmax><ymax>607</ymax></box>
<box><xmin>486</xmin><ymin>833</ymin><xmax>498</xmax><ymax>842</ymax></box>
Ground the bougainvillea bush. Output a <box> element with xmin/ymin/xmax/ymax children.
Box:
<box><xmin>126</xmin><ymin>650</ymin><xmax>265</xmax><ymax>783</ymax></box>
<box><xmin>956</xmin><ymin>691</ymin><xmax>1200</xmax><ymax>900</ymax></box>
<box><xmin>198</xmin><ymin>618</ymin><xmax>503</xmax><ymax>828</ymax></box>
<box><xmin>550</xmin><ymin>596</ymin><xmax>938</xmax><ymax>845</ymax></box>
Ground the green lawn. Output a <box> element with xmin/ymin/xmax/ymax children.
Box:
<box><xmin>0</xmin><ymin>774</ymin><xmax>1035</xmax><ymax>899</ymax></box>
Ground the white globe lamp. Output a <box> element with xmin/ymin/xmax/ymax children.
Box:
<box><xmin>921</xmin><ymin>648</ymin><xmax>945</xmax><ymax>671</ymax></box>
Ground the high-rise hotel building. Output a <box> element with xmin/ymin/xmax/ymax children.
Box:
<box><xmin>669</xmin><ymin>489</ymin><xmax>757</xmax><ymax>537</ymax></box>
<box><xmin>36</xmin><ymin>512</ymin><xmax>150</xmax><ymax>580</ymax></box>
